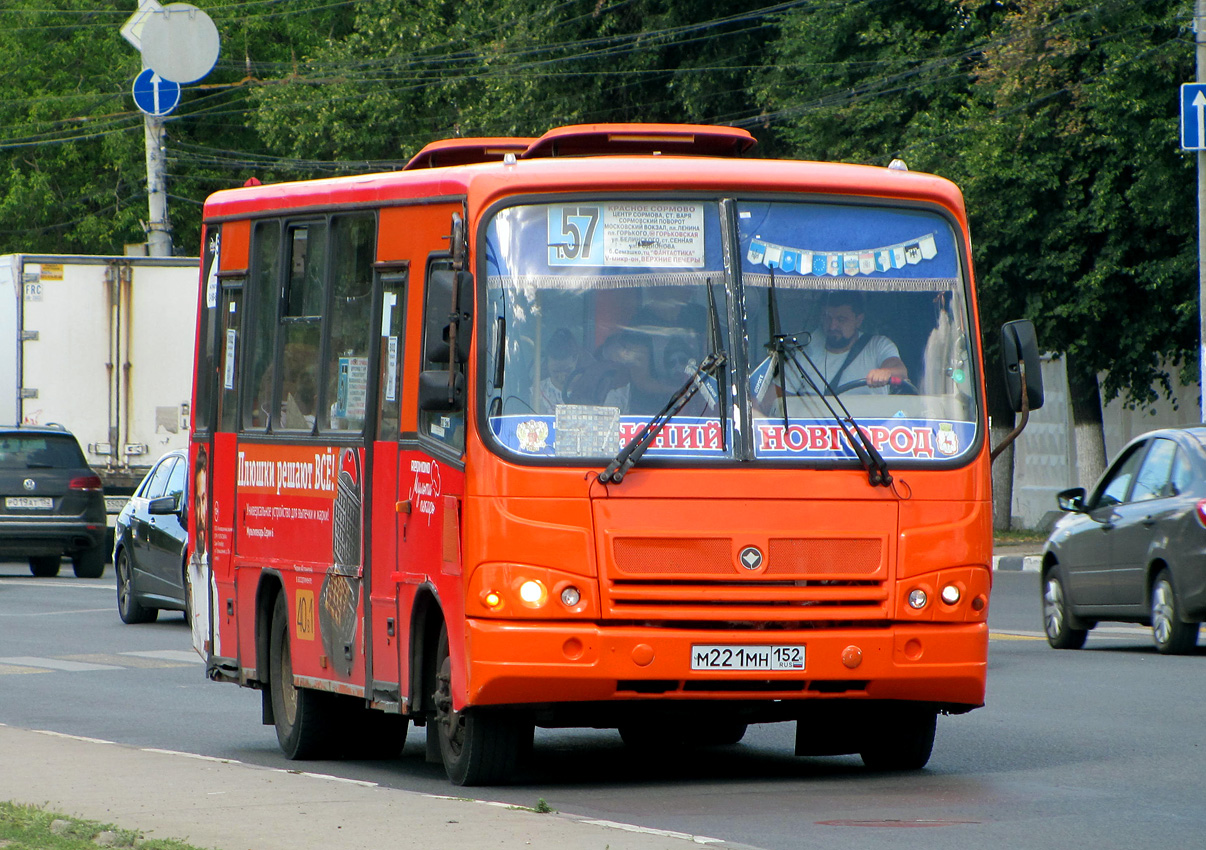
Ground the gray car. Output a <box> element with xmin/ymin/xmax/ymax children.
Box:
<box><xmin>0</xmin><ymin>425</ymin><xmax>108</xmax><ymax>578</ymax></box>
<box><xmin>1042</xmin><ymin>426</ymin><xmax>1206</xmax><ymax>654</ymax></box>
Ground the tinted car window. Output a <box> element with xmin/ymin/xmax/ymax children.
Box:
<box><xmin>166</xmin><ymin>456</ymin><xmax>186</xmax><ymax>497</ymax></box>
<box><xmin>144</xmin><ymin>457</ymin><xmax>178</xmax><ymax>500</ymax></box>
<box><xmin>1095</xmin><ymin>443</ymin><xmax>1146</xmax><ymax>508</ymax></box>
<box><xmin>0</xmin><ymin>435</ymin><xmax>88</xmax><ymax>469</ymax></box>
<box><xmin>1132</xmin><ymin>438</ymin><xmax>1177</xmax><ymax>502</ymax></box>
<box><xmin>1170</xmin><ymin>448</ymin><xmax>1195</xmax><ymax>496</ymax></box>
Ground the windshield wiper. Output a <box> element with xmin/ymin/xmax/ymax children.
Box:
<box><xmin>764</xmin><ymin>269</ymin><xmax>891</xmax><ymax>488</ymax></box>
<box><xmin>777</xmin><ymin>339</ymin><xmax>893</xmax><ymax>488</ymax></box>
<box><xmin>598</xmin><ymin>352</ymin><xmax>726</xmax><ymax>485</ymax></box>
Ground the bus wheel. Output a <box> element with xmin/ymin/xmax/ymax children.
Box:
<box><xmin>432</xmin><ymin>626</ymin><xmax>528</xmax><ymax>785</ymax></box>
<box><xmin>694</xmin><ymin>720</ymin><xmax>748</xmax><ymax>746</ymax></box>
<box><xmin>270</xmin><ymin>593</ymin><xmax>334</xmax><ymax>759</ymax></box>
<box><xmin>859</xmin><ymin>706</ymin><xmax>936</xmax><ymax>771</ymax></box>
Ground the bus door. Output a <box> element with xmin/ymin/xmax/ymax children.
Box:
<box><xmin>395</xmin><ymin>256</ymin><xmax>468</xmax><ymax>702</ymax></box>
<box><xmin>368</xmin><ymin>268</ymin><xmax>407</xmax><ymax>706</ymax></box>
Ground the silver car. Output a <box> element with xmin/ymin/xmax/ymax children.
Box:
<box><xmin>1042</xmin><ymin>426</ymin><xmax>1206</xmax><ymax>654</ymax></box>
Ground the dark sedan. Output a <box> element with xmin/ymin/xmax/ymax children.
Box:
<box><xmin>0</xmin><ymin>425</ymin><xmax>107</xmax><ymax>578</ymax></box>
<box><xmin>1042</xmin><ymin>426</ymin><xmax>1206</xmax><ymax>654</ymax></box>
<box><xmin>113</xmin><ymin>449</ymin><xmax>189</xmax><ymax>624</ymax></box>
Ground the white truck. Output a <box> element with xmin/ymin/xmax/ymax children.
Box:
<box><xmin>0</xmin><ymin>254</ymin><xmax>200</xmax><ymax>542</ymax></box>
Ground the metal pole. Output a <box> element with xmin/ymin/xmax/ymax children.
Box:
<box><xmin>143</xmin><ymin>114</ymin><xmax>173</xmax><ymax>257</ymax></box>
<box><xmin>1198</xmin><ymin>0</ymin><xmax>1206</xmax><ymax>421</ymax></box>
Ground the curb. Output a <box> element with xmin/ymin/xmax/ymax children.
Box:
<box><xmin>992</xmin><ymin>554</ymin><xmax>1041</xmax><ymax>572</ymax></box>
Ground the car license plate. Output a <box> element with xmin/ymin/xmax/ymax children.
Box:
<box><xmin>691</xmin><ymin>644</ymin><xmax>805</xmax><ymax>671</ymax></box>
<box><xmin>5</xmin><ymin>496</ymin><xmax>53</xmax><ymax>510</ymax></box>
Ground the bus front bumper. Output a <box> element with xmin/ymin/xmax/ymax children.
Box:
<box><xmin>463</xmin><ymin>619</ymin><xmax>987</xmax><ymax>710</ymax></box>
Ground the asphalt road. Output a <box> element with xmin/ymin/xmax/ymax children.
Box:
<box><xmin>1</xmin><ymin>561</ymin><xmax>1203</xmax><ymax>850</ymax></box>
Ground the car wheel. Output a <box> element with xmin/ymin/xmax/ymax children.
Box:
<box><xmin>433</xmin><ymin>625</ymin><xmax>529</xmax><ymax>785</ymax></box>
<box><xmin>116</xmin><ymin>550</ymin><xmax>157</xmax><ymax>624</ymax></box>
<box><xmin>28</xmin><ymin>555</ymin><xmax>60</xmax><ymax>578</ymax></box>
<box><xmin>72</xmin><ymin>545</ymin><xmax>106</xmax><ymax>579</ymax></box>
<box><xmin>859</xmin><ymin>705</ymin><xmax>937</xmax><ymax>771</ymax></box>
<box><xmin>1043</xmin><ymin>570</ymin><xmax>1088</xmax><ymax>649</ymax></box>
<box><xmin>269</xmin><ymin>592</ymin><xmax>336</xmax><ymax>759</ymax></box>
<box><xmin>1151</xmin><ymin>570</ymin><xmax>1199</xmax><ymax>655</ymax></box>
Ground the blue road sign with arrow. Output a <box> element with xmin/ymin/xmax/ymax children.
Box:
<box><xmin>132</xmin><ymin>68</ymin><xmax>181</xmax><ymax>117</ymax></box>
<box><xmin>1181</xmin><ymin>83</ymin><xmax>1206</xmax><ymax>150</ymax></box>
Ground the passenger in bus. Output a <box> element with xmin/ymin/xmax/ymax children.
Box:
<box><xmin>663</xmin><ymin>334</ymin><xmax>717</xmax><ymax>416</ymax></box>
<box><xmin>789</xmin><ymin>291</ymin><xmax>907</xmax><ymax>395</ymax></box>
<box><xmin>536</xmin><ymin>328</ymin><xmax>581</xmax><ymax>414</ymax></box>
<box><xmin>566</xmin><ymin>330</ymin><xmax>655</xmax><ymax>412</ymax></box>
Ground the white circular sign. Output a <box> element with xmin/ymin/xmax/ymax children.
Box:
<box><xmin>140</xmin><ymin>3</ymin><xmax>220</xmax><ymax>84</ymax></box>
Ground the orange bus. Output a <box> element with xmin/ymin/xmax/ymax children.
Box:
<box><xmin>187</xmin><ymin>124</ymin><xmax>1041</xmax><ymax>785</ymax></box>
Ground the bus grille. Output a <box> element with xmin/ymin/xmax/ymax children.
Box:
<box><xmin>606</xmin><ymin>536</ymin><xmax>889</xmax><ymax>622</ymax></box>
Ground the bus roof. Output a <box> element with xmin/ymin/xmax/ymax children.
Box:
<box><xmin>203</xmin><ymin>124</ymin><xmax>966</xmax><ymax>222</ymax></box>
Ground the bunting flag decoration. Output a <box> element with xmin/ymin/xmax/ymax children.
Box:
<box><xmin>746</xmin><ymin>233</ymin><xmax>939</xmax><ymax>277</ymax></box>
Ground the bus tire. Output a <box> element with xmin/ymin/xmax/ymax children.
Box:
<box><xmin>859</xmin><ymin>706</ymin><xmax>936</xmax><ymax>771</ymax></box>
<box><xmin>270</xmin><ymin>592</ymin><xmax>335</xmax><ymax>759</ymax></box>
<box><xmin>433</xmin><ymin>625</ymin><xmax>528</xmax><ymax>785</ymax></box>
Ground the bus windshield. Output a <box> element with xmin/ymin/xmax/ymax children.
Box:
<box><xmin>482</xmin><ymin>198</ymin><xmax>978</xmax><ymax>466</ymax></box>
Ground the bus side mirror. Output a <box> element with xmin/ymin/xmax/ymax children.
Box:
<box><xmin>425</xmin><ymin>270</ymin><xmax>473</xmax><ymax>364</ymax></box>
<box><xmin>1000</xmin><ymin>320</ymin><xmax>1044</xmax><ymax>412</ymax></box>
<box><xmin>418</xmin><ymin>370</ymin><xmax>465</xmax><ymax>411</ymax></box>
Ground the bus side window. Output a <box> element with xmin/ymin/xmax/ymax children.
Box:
<box><xmin>277</xmin><ymin>222</ymin><xmax>326</xmax><ymax>433</ymax></box>
<box><xmin>322</xmin><ymin>214</ymin><xmax>376</xmax><ymax>433</ymax></box>
<box><xmin>218</xmin><ymin>285</ymin><xmax>243</xmax><ymax>433</ymax></box>
<box><xmin>244</xmin><ymin>221</ymin><xmax>281</xmax><ymax>431</ymax></box>
<box><xmin>377</xmin><ymin>270</ymin><xmax>407</xmax><ymax>438</ymax></box>
<box><xmin>420</xmin><ymin>258</ymin><xmax>465</xmax><ymax>453</ymax></box>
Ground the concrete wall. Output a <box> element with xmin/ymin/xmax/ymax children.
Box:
<box><xmin>1010</xmin><ymin>356</ymin><xmax>1201</xmax><ymax>529</ymax></box>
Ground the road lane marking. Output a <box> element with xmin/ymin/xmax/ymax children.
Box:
<box><xmin>0</xmin><ymin>663</ymin><xmax>48</xmax><ymax>674</ymax></box>
<box><xmin>0</xmin><ymin>656</ymin><xmax>123</xmax><ymax>672</ymax></box>
<box><xmin>122</xmin><ymin>650</ymin><xmax>203</xmax><ymax>664</ymax></box>
<box><xmin>1</xmin><ymin>608</ymin><xmax>114</xmax><ymax>617</ymax></box>
<box><xmin>0</xmin><ymin>652</ymin><xmax>202</xmax><ymax>674</ymax></box>
<box><xmin>63</xmin><ymin>653</ymin><xmax>192</xmax><ymax>669</ymax></box>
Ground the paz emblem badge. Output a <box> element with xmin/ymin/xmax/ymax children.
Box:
<box><xmin>22</xmin><ymin>479</ymin><xmax>35</xmax><ymax>491</ymax></box>
<box><xmin>738</xmin><ymin>545</ymin><xmax>764</xmax><ymax>571</ymax></box>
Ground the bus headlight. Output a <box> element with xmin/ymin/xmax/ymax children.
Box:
<box><xmin>468</xmin><ymin>563</ymin><xmax>598</xmax><ymax>618</ymax></box>
<box><xmin>941</xmin><ymin>584</ymin><xmax>961</xmax><ymax>605</ymax></box>
<box><xmin>908</xmin><ymin>589</ymin><xmax>928</xmax><ymax>609</ymax></box>
<box><xmin>519</xmin><ymin>580</ymin><xmax>547</xmax><ymax>607</ymax></box>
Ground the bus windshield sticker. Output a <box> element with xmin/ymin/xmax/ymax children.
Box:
<box><xmin>548</xmin><ymin>202</ymin><xmax>705</xmax><ymax>269</ymax></box>
<box><xmin>552</xmin><ymin>404</ymin><xmax>619</xmax><ymax>457</ymax></box>
<box><xmin>753</xmin><ymin>417</ymin><xmax>976</xmax><ymax>461</ymax></box>
<box><xmin>491</xmin><ymin>412</ymin><xmax>726</xmax><ymax>459</ymax></box>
